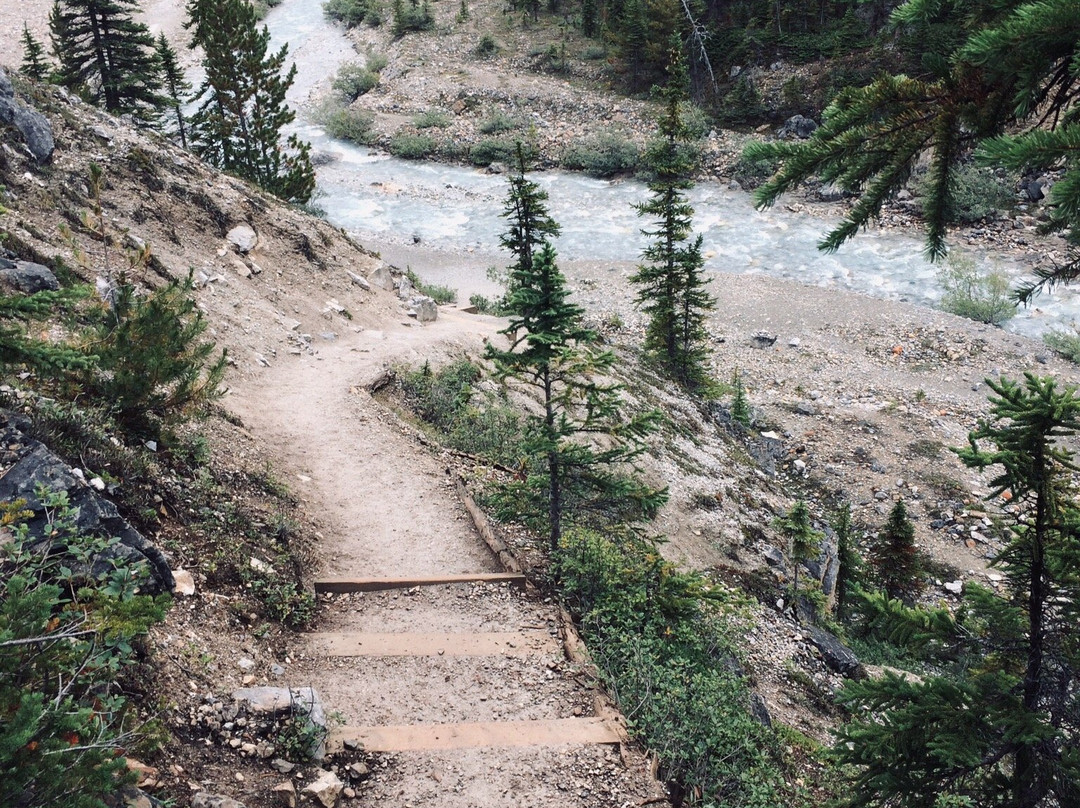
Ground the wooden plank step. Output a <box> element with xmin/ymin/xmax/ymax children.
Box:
<box><xmin>308</xmin><ymin>631</ymin><xmax>558</xmax><ymax>657</ymax></box>
<box><xmin>314</xmin><ymin>573</ymin><xmax>526</xmax><ymax>594</ymax></box>
<box><xmin>327</xmin><ymin>717</ymin><xmax>622</xmax><ymax>753</ymax></box>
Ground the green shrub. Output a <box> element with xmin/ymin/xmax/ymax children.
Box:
<box><xmin>390</xmin><ymin>133</ymin><xmax>437</xmax><ymax>159</ymax></box>
<box><xmin>406</xmin><ymin>269</ymin><xmax>456</xmax><ymax>302</ymax></box>
<box><xmin>680</xmin><ymin>101</ymin><xmax>711</xmax><ymax>140</ymax></box>
<box><xmin>557</xmin><ymin>528</ymin><xmax>785</xmax><ymax>806</ymax></box>
<box><xmin>733</xmin><ymin>146</ymin><xmax>780</xmax><ymax>189</ymax></box>
<box><xmin>478</xmin><ymin>109</ymin><xmax>518</xmax><ymax>134</ymax></box>
<box><xmin>391</xmin><ymin>0</ymin><xmax>433</xmax><ymax>36</ymax></box>
<box><xmin>469</xmin><ymin>137</ymin><xmax>526</xmax><ymax>166</ymax></box>
<box><xmin>922</xmin><ymin>164</ymin><xmax>1014</xmax><ymax>223</ymax></box>
<box><xmin>84</xmin><ymin>272</ymin><xmax>227</xmax><ymax>439</ymax></box>
<box><xmin>366</xmin><ymin>51</ymin><xmax>388</xmax><ymax>73</ymax></box>
<box><xmin>468</xmin><ymin>293</ymin><xmax>508</xmax><ymax>315</ymax></box>
<box><xmin>0</xmin><ymin>493</ymin><xmax>168</xmax><ymax>808</ymax></box>
<box><xmin>560</xmin><ymin>132</ymin><xmax>639</xmax><ymax>178</ymax></box>
<box><xmin>317</xmin><ymin>102</ymin><xmax>377</xmax><ymax>144</ymax></box>
<box><xmin>719</xmin><ymin>76</ymin><xmax>766</xmax><ymax>125</ymax></box>
<box><xmin>241</xmin><ymin>563</ymin><xmax>316</xmax><ymax>628</ymax></box>
<box><xmin>1043</xmin><ymin>327</ymin><xmax>1080</xmax><ymax>362</ymax></box>
<box><xmin>332</xmin><ymin>62</ymin><xmax>379</xmax><ymax>101</ymax></box>
<box><xmin>580</xmin><ymin>44</ymin><xmax>606</xmax><ymax>60</ymax></box>
<box><xmin>475</xmin><ymin>33</ymin><xmax>499</xmax><ymax>57</ymax></box>
<box><xmin>937</xmin><ymin>253</ymin><xmax>1017</xmax><ymax>326</ymax></box>
<box><xmin>323</xmin><ymin>0</ymin><xmax>380</xmax><ymax>27</ymax></box>
<box><xmin>413</xmin><ymin>108</ymin><xmax>451</xmax><ymax>129</ymax></box>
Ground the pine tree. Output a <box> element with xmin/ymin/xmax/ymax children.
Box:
<box><xmin>186</xmin><ymin>0</ymin><xmax>315</xmax><ymax>204</ymax></box>
<box><xmin>498</xmin><ymin>144</ymin><xmax>561</xmax><ymax>309</ymax></box>
<box><xmin>631</xmin><ymin>45</ymin><xmax>715</xmax><ymax>391</ymax></box>
<box><xmin>48</xmin><ymin>0</ymin><xmax>163</xmax><ymax>121</ymax></box>
<box><xmin>581</xmin><ymin>0</ymin><xmax>597</xmax><ymax>37</ymax></box>
<box><xmin>20</xmin><ymin>24</ymin><xmax>51</xmax><ymax>82</ymax></box>
<box><xmin>154</xmin><ymin>33</ymin><xmax>189</xmax><ymax>149</ymax></box>
<box><xmin>730</xmin><ymin>368</ymin><xmax>750</xmax><ymax>426</ymax></box>
<box><xmin>0</xmin><ymin>290</ymin><xmax>92</xmax><ymax>373</ymax></box>
<box><xmin>834</xmin><ymin>374</ymin><xmax>1080</xmax><ymax>807</ymax></box>
<box><xmin>748</xmin><ymin>0</ymin><xmax>1080</xmax><ymax>299</ymax></box>
<box><xmin>832</xmin><ymin>501</ymin><xmax>863</xmax><ymax>617</ymax></box>
<box><xmin>873</xmin><ymin>499</ymin><xmax>922</xmax><ymax>604</ymax></box>
<box><xmin>775</xmin><ymin>499</ymin><xmax>822</xmax><ymax>619</ymax></box>
<box><xmin>485</xmin><ymin>236</ymin><xmax>665</xmax><ymax>553</ymax></box>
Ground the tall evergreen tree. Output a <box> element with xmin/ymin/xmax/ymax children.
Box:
<box><xmin>154</xmin><ymin>33</ymin><xmax>189</xmax><ymax>149</ymax></box>
<box><xmin>631</xmin><ymin>45</ymin><xmax>715</xmax><ymax>391</ymax></box>
<box><xmin>832</xmin><ymin>501</ymin><xmax>863</xmax><ymax>617</ymax></box>
<box><xmin>48</xmin><ymin>0</ymin><xmax>163</xmax><ymax>121</ymax></box>
<box><xmin>748</xmin><ymin>0</ymin><xmax>1080</xmax><ymax>300</ymax></box>
<box><xmin>835</xmin><ymin>374</ymin><xmax>1080</xmax><ymax>807</ymax></box>
<box><xmin>499</xmin><ymin>144</ymin><xmax>561</xmax><ymax>308</ymax></box>
<box><xmin>873</xmin><ymin>499</ymin><xmax>923</xmax><ymax>604</ymax></box>
<box><xmin>485</xmin><ymin>235</ymin><xmax>665</xmax><ymax>552</ymax></box>
<box><xmin>20</xmin><ymin>24</ymin><xmax>51</xmax><ymax>82</ymax></box>
<box><xmin>185</xmin><ymin>0</ymin><xmax>315</xmax><ymax>204</ymax></box>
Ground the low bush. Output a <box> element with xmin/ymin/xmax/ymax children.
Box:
<box><xmin>317</xmin><ymin>102</ymin><xmax>377</xmax><ymax>144</ymax></box>
<box><xmin>580</xmin><ymin>44</ymin><xmax>606</xmax><ymax>60</ymax></box>
<box><xmin>478</xmin><ymin>110</ymin><xmax>518</xmax><ymax>134</ymax></box>
<box><xmin>732</xmin><ymin>147</ymin><xmax>780</xmax><ymax>189</ymax></box>
<box><xmin>923</xmin><ymin>164</ymin><xmax>1014</xmax><ymax>223</ymax></box>
<box><xmin>413</xmin><ymin>109</ymin><xmax>452</xmax><ymax>129</ymax></box>
<box><xmin>332</xmin><ymin>62</ymin><xmax>379</xmax><ymax>101</ymax></box>
<box><xmin>557</xmin><ymin>528</ymin><xmax>785</xmax><ymax>807</ymax></box>
<box><xmin>937</xmin><ymin>253</ymin><xmax>1017</xmax><ymax>326</ymax></box>
<box><xmin>391</xmin><ymin>0</ymin><xmax>433</xmax><ymax>36</ymax></box>
<box><xmin>1043</xmin><ymin>327</ymin><xmax>1080</xmax><ymax>363</ymax></box>
<box><xmin>469</xmin><ymin>138</ymin><xmax>527</xmax><ymax>167</ymax></box>
<box><xmin>475</xmin><ymin>33</ymin><xmax>498</xmax><ymax>57</ymax></box>
<box><xmin>390</xmin><ymin>133</ymin><xmax>437</xmax><ymax>160</ymax></box>
<box><xmin>406</xmin><ymin>269</ymin><xmax>456</xmax><ymax>303</ymax></box>
<box><xmin>560</xmin><ymin>132</ymin><xmax>639</xmax><ymax>178</ymax></box>
<box><xmin>323</xmin><ymin>0</ymin><xmax>381</xmax><ymax>27</ymax></box>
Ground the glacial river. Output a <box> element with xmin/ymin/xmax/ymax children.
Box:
<box><xmin>261</xmin><ymin>0</ymin><xmax>1077</xmax><ymax>338</ymax></box>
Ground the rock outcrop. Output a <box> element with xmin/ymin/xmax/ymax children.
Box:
<box><xmin>0</xmin><ymin>67</ymin><xmax>55</xmax><ymax>163</ymax></box>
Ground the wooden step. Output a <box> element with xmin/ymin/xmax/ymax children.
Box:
<box><xmin>327</xmin><ymin>717</ymin><xmax>622</xmax><ymax>753</ymax></box>
<box><xmin>314</xmin><ymin>573</ymin><xmax>526</xmax><ymax>594</ymax></box>
<box><xmin>308</xmin><ymin>631</ymin><xmax>558</xmax><ymax>657</ymax></box>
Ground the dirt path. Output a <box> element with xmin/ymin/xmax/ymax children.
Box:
<box><xmin>227</xmin><ymin>310</ymin><xmax>662</xmax><ymax>807</ymax></box>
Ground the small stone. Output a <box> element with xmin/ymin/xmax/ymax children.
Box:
<box><xmin>302</xmin><ymin>770</ymin><xmax>344</xmax><ymax>808</ymax></box>
<box><xmin>172</xmin><ymin>569</ymin><xmax>196</xmax><ymax>596</ymax></box>
<box><xmin>944</xmin><ymin>580</ymin><xmax>964</xmax><ymax>594</ymax></box>
<box><xmin>271</xmin><ymin>759</ymin><xmax>296</xmax><ymax>775</ymax></box>
<box><xmin>343</xmin><ymin>788</ymin><xmax>356</xmax><ymax>799</ymax></box>
<box><xmin>270</xmin><ymin>664</ymin><xmax>286</xmax><ymax>677</ymax></box>
<box><xmin>227</xmin><ymin>224</ymin><xmax>258</xmax><ymax>253</ymax></box>
<box><xmin>788</xmin><ymin>337</ymin><xmax>801</xmax><ymax>348</ymax></box>
<box><xmin>241</xmin><ymin>674</ymin><xmax>255</xmax><ymax>685</ymax></box>
<box><xmin>237</xmin><ymin>658</ymin><xmax>256</xmax><ymax>672</ymax></box>
<box><xmin>272</xmin><ymin>781</ymin><xmax>296</xmax><ymax>808</ymax></box>
<box><xmin>89</xmin><ymin>477</ymin><xmax>106</xmax><ymax>491</ymax></box>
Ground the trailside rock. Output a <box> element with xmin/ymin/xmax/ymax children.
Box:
<box><xmin>410</xmin><ymin>295</ymin><xmax>438</xmax><ymax>323</ymax></box>
<box><xmin>0</xmin><ymin>67</ymin><xmax>55</xmax><ymax>164</ymax></box>
<box><xmin>302</xmin><ymin>770</ymin><xmax>343</xmax><ymax>808</ymax></box>
<box><xmin>227</xmin><ymin>224</ymin><xmax>259</xmax><ymax>253</ymax></box>
<box><xmin>230</xmin><ymin>686</ymin><xmax>327</xmax><ymax>761</ymax></box>
<box><xmin>777</xmin><ymin>114</ymin><xmax>818</xmax><ymax>139</ymax></box>
<box><xmin>806</xmin><ymin>626</ymin><xmax>865</xmax><ymax>679</ymax></box>
<box><xmin>367</xmin><ymin>265</ymin><xmax>394</xmax><ymax>291</ymax></box>
<box><xmin>0</xmin><ymin>261</ymin><xmax>60</xmax><ymax>294</ymax></box>
<box><xmin>0</xmin><ymin>411</ymin><xmax>174</xmax><ymax>594</ymax></box>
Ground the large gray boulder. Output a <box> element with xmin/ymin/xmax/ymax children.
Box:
<box><xmin>0</xmin><ymin>67</ymin><xmax>55</xmax><ymax>164</ymax></box>
<box><xmin>0</xmin><ymin>260</ymin><xmax>60</xmax><ymax>294</ymax></box>
<box><xmin>777</xmin><ymin>114</ymin><xmax>818</xmax><ymax>139</ymax></box>
<box><xmin>807</xmin><ymin>626</ymin><xmax>865</xmax><ymax>679</ymax></box>
<box><xmin>0</xmin><ymin>411</ymin><xmax>174</xmax><ymax>594</ymax></box>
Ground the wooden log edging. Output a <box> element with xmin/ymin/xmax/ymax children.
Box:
<box><xmin>453</xmin><ymin>472</ymin><xmax>523</xmax><ymax>574</ymax></box>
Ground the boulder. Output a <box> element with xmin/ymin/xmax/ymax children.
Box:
<box><xmin>776</xmin><ymin>114</ymin><xmax>818</xmax><ymax>139</ymax></box>
<box><xmin>367</xmin><ymin>265</ymin><xmax>394</xmax><ymax>291</ymax></box>
<box><xmin>0</xmin><ymin>68</ymin><xmax>55</xmax><ymax>163</ymax></box>
<box><xmin>0</xmin><ymin>260</ymin><xmax>60</xmax><ymax>294</ymax></box>
<box><xmin>232</xmin><ymin>686</ymin><xmax>327</xmax><ymax>761</ymax></box>
<box><xmin>302</xmin><ymin>770</ymin><xmax>344</xmax><ymax>808</ymax></box>
<box><xmin>347</xmin><ymin>271</ymin><xmax>370</xmax><ymax>291</ymax></box>
<box><xmin>410</xmin><ymin>296</ymin><xmax>438</xmax><ymax>323</ymax></box>
<box><xmin>0</xmin><ymin>411</ymin><xmax>174</xmax><ymax>594</ymax></box>
<box><xmin>226</xmin><ymin>224</ymin><xmax>258</xmax><ymax>253</ymax></box>
<box><xmin>816</xmin><ymin>183</ymin><xmax>848</xmax><ymax>203</ymax></box>
<box><xmin>806</xmin><ymin>626</ymin><xmax>865</xmax><ymax>679</ymax></box>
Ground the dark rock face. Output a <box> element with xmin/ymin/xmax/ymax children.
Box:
<box><xmin>777</xmin><ymin>114</ymin><xmax>818</xmax><ymax>139</ymax></box>
<box><xmin>0</xmin><ymin>67</ymin><xmax>56</xmax><ymax>164</ymax></box>
<box><xmin>0</xmin><ymin>260</ymin><xmax>60</xmax><ymax>294</ymax></box>
<box><xmin>806</xmin><ymin>626</ymin><xmax>865</xmax><ymax>679</ymax></box>
<box><xmin>0</xmin><ymin>411</ymin><xmax>174</xmax><ymax>594</ymax></box>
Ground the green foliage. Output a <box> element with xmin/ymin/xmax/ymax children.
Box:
<box><xmin>273</xmin><ymin>701</ymin><xmax>328</xmax><ymax>762</ymax></box>
<box><xmin>397</xmin><ymin>359</ymin><xmax>524</xmax><ymax>466</ymax></box>
<box><xmin>749</xmin><ymin>0</ymin><xmax>1080</xmax><ymax>292</ymax></box>
<box><xmin>719</xmin><ymin>76</ymin><xmax>766</xmax><ymax>126</ymax></box>
<box><xmin>155</xmin><ymin>33</ymin><xmax>190</xmax><ymax>148</ymax></box>
<box><xmin>404</xmin><ymin>269</ymin><xmax>455</xmax><ymax>302</ymax></box>
<box><xmin>835</xmin><ymin>374</ymin><xmax>1080</xmax><ymax>807</ymax></box>
<box><xmin>469</xmin><ymin>138</ymin><xmax>525</xmax><ymax>167</ymax></box>
<box><xmin>832</xmin><ymin>502</ymin><xmax>863</xmax><ymax>617</ymax></box>
<box><xmin>937</xmin><ymin>253</ymin><xmax>1017</xmax><ymax>326</ymax></box>
<box><xmin>1042</xmin><ymin>326</ymin><xmax>1080</xmax><ymax>363</ymax></box>
<box><xmin>733</xmin><ymin>147</ymin><xmax>781</xmax><ymax>190</ymax></box>
<box><xmin>332</xmin><ymin>62</ymin><xmax>380</xmax><ymax>100</ymax></box>
<box><xmin>0</xmin><ymin>492</ymin><xmax>168</xmax><ymax>808</ymax></box>
<box><xmin>730</xmin><ymin>368</ymin><xmax>751</xmax><ymax>427</ymax></box>
<box><xmin>919</xmin><ymin>164</ymin><xmax>1014</xmax><ymax>224</ymax></box>
<box><xmin>412</xmin><ymin>108</ymin><xmax>452</xmax><ymax>129</ymax></box>
<box><xmin>0</xmin><ymin>284</ymin><xmax>91</xmax><ymax>375</ymax></box>
<box><xmin>82</xmin><ymin>271</ymin><xmax>227</xmax><ymax>440</ymax></box>
<box><xmin>49</xmin><ymin>0</ymin><xmax>164</xmax><ymax>122</ymax></box>
<box><xmin>631</xmin><ymin>47</ymin><xmax>715</xmax><ymax>392</ymax></box>
<box><xmin>390</xmin><ymin>133</ymin><xmax>437</xmax><ymax>160</ymax></box>
<box><xmin>474</xmin><ymin>33</ymin><xmax>499</xmax><ymax>58</ymax></box>
<box><xmin>20</xmin><ymin>24</ymin><xmax>51</xmax><ymax>82</ymax></box>
<box><xmin>186</xmin><ymin>0</ymin><xmax>316</xmax><ymax>204</ymax></box>
<box><xmin>315</xmin><ymin>102</ymin><xmax>376</xmax><ymax>144</ymax></box>
<box><xmin>872</xmin><ymin>499</ymin><xmax>923</xmax><ymax>604</ymax></box>
<box><xmin>775</xmin><ymin>499</ymin><xmax>822</xmax><ymax>618</ymax></box>
<box><xmin>478</xmin><ymin>110</ymin><xmax>519</xmax><ymax>134</ymax></box>
<box><xmin>323</xmin><ymin>0</ymin><xmax>381</xmax><ymax>27</ymax></box>
<box><xmin>560</xmin><ymin>132</ymin><xmax>639</xmax><ymax>178</ymax></box>
<box><xmin>557</xmin><ymin>528</ymin><xmax>784</xmax><ymax>806</ymax></box>
<box><xmin>391</xmin><ymin>0</ymin><xmax>433</xmax><ymax>37</ymax></box>
<box><xmin>240</xmin><ymin>562</ymin><xmax>316</xmax><ymax>628</ymax></box>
